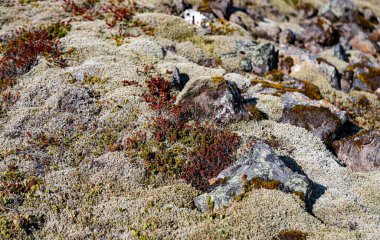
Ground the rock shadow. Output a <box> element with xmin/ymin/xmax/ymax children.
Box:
<box><xmin>279</xmin><ymin>156</ymin><xmax>327</xmax><ymax>215</ymax></box>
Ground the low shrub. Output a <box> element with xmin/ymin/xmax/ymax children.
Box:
<box><xmin>126</xmin><ymin>65</ymin><xmax>239</xmax><ymax>191</ymax></box>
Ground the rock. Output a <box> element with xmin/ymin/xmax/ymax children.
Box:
<box><xmin>302</xmin><ymin>18</ymin><xmax>340</xmax><ymax>47</ymax></box>
<box><xmin>349</xmin><ymin>37</ymin><xmax>377</xmax><ymax>55</ymax></box>
<box><xmin>279</xmin><ymin>46</ymin><xmax>341</xmax><ymax>90</ymax></box>
<box><xmin>320</xmin><ymin>0</ymin><xmax>357</xmax><ymax>21</ymax></box>
<box><xmin>229</xmin><ymin>11</ymin><xmax>254</xmax><ymax>30</ymax></box>
<box><xmin>171</xmin><ymin>66</ymin><xmax>188</xmax><ymax>90</ymax></box>
<box><xmin>182</xmin><ymin>9</ymin><xmax>211</xmax><ymax>28</ymax></box>
<box><xmin>194</xmin><ymin>141</ymin><xmax>310</xmax><ymax>212</ymax></box>
<box><xmin>333</xmin><ymin>44</ymin><xmax>349</xmax><ymax>62</ymax></box>
<box><xmin>345</xmin><ymin>64</ymin><xmax>380</xmax><ymax>92</ymax></box>
<box><xmin>240</xmin><ymin>58</ymin><xmax>252</xmax><ymax>72</ymax></box>
<box><xmin>253</xmin><ymin>20</ymin><xmax>282</xmax><ymax>41</ymax></box>
<box><xmin>238</xmin><ymin>42</ymin><xmax>279</xmax><ymax>75</ymax></box>
<box><xmin>207</xmin><ymin>0</ymin><xmax>232</xmax><ymax>19</ymax></box>
<box><xmin>279</xmin><ymin>29</ymin><xmax>296</xmax><ymax>45</ymax></box>
<box><xmin>281</xmin><ymin>92</ymin><xmax>346</xmax><ymax>144</ymax></box>
<box><xmin>223</xmin><ymin>73</ymin><xmax>251</xmax><ymax>91</ymax></box>
<box><xmin>176</xmin><ymin>76</ymin><xmax>259</xmax><ymax>123</ymax></box>
<box><xmin>333</xmin><ymin>130</ymin><xmax>380</xmax><ymax>172</ymax></box>
<box><xmin>282</xmin><ymin>92</ymin><xmax>347</xmax><ymax>123</ymax></box>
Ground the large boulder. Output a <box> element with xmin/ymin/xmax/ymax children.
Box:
<box><xmin>194</xmin><ymin>141</ymin><xmax>310</xmax><ymax>212</ymax></box>
<box><xmin>333</xmin><ymin>130</ymin><xmax>380</xmax><ymax>172</ymax></box>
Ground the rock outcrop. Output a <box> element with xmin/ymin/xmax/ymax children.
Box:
<box><xmin>194</xmin><ymin>141</ymin><xmax>310</xmax><ymax>212</ymax></box>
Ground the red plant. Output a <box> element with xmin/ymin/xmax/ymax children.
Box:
<box><xmin>1</xmin><ymin>91</ymin><xmax>20</xmax><ymax>110</ymax></box>
<box><xmin>62</xmin><ymin>0</ymin><xmax>139</xmax><ymax>26</ymax></box>
<box><xmin>180</xmin><ymin>123</ymin><xmax>239</xmax><ymax>191</ymax></box>
<box><xmin>0</xmin><ymin>27</ymin><xmax>62</xmax><ymax>91</ymax></box>
<box><xmin>103</xmin><ymin>1</ymin><xmax>137</xmax><ymax>27</ymax></box>
<box><xmin>126</xmin><ymin>66</ymin><xmax>240</xmax><ymax>191</ymax></box>
<box><xmin>62</xmin><ymin>0</ymin><xmax>98</xmax><ymax>20</ymax></box>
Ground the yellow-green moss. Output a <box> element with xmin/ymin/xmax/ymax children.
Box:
<box><xmin>274</xmin><ymin>229</ymin><xmax>307</xmax><ymax>240</ymax></box>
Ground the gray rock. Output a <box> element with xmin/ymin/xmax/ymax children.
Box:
<box><xmin>333</xmin><ymin>130</ymin><xmax>380</xmax><ymax>172</ymax></box>
<box><xmin>238</xmin><ymin>42</ymin><xmax>279</xmax><ymax>75</ymax></box>
<box><xmin>240</xmin><ymin>58</ymin><xmax>252</xmax><ymax>72</ymax></box>
<box><xmin>208</xmin><ymin>0</ymin><xmax>232</xmax><ymax>19</ymax></box>
<box><xmin>194</xmin><ymin>141</ymin><xmax>310</xmax><ymax>212</ymax></box>
<box><xmin>320</xmin><ymin>0</ymin><xmax>357</xmax><ymax>20</ymax></box>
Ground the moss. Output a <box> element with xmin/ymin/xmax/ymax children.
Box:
<box><xmin>157</xmin><ymin>18</ymin><xmax>196</xmax><ymax>42</ymax></box>
<box><xmin>18</xmin><ymin>0</ymin><xmax>37</xmax><ymax>5</ymax></box>
<box><xmin>249</xmin><ymin>177</ymin><xmax>281</xmax><ymax>190</ymax></box>
<box><xmin>300</xmin><ymin>80</ymin><xmax>322</xmax><ymax>100</ymax></box>
<box><xmin>45</xmin><ymin>21</ymin><xmax>71</xmax><ymax>39</ymax></box>
<box><xmin>209</xmin><ymin>19</ymin><xmax>237</xmax><ymax>36</ymax></box>
<box><xmin>210</xmin><ymin>76</ymin><xmax>226</xmax><ymax>85</ymax></box>
<box><xmin>266</xmin><ymin>69</ymin><xmax>284</xmax><ymax>82</ymax></box>
<box><xmin>83</xmin><ymin>75</ymin><xmax>106</xmax><ymax>85</ymax></box>
<box><xmin>274</xmin><ymin>230</ymin><xmax>307</xmax><ymax>240</ymax></box>
<box><xmin>206</xmin><ymin>195</ymin><xmax>215</xmax><ymax>211</ymax></box>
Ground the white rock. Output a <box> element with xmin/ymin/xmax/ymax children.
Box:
<box><xmin>182</xmin><ymin>9</ymin><xmax>210</xmax><ymax>28</ymax></box>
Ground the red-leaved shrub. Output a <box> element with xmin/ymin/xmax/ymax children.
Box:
<box><xmin>0</xmin><ymin>27</ymin><xmax>62</xmax><ymax>91</ymax></box>
<box><xmin>126</xmin><ymin>65</ymin><xmax>240</xmax><ymax>191</ymax></box>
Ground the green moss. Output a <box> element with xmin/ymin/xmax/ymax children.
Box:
<box><xmin>83</xmin><ymin>75</ymin><xmax>106</xmax><ymax>85</ymax></box>
<box><xmin>45</xmin><ymin>21</ymin><xmax>71</xmax><ymax>39</ymax></box>
<box><xmin>206</xmin><ymin>195</ymin><xmax>215</xmax><ymax>211</ymax></box>
<box><xmin>266</xmin><ymin>70</ymin><xmax>284</xmax><ymax>82</ymax></box>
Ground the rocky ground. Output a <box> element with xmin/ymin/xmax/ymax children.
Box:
<box><xmin>0</xmin><ymin>0</ymin><xmax>379</xmax><ymax>239</ymax></box>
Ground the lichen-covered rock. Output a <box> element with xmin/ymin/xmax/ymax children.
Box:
<box><xmin>333</xmin><ymin>130</ymin><xmax>380</xmax><ymax>172</ymax></box>
<box><xmin>238</xmin><ymin>41</ymin><xmax>278</xmax><ymax>75</ymax></box>
<box><xmin>194</xmin><ymin>141</ymin><xmax>310</xmax><ymax>212</ymax></box>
